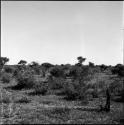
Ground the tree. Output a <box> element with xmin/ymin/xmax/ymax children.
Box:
<box><xmin>18</xmin><ymin>60</ymin><xmax>27</xmax><ymax>65</ymax></box>
<box><xmin>104</xmin><ymin>88</ymin><xmax>111</xmax><ymax>112</ymax></box>
<box><xmin>41</xmin><ymin>63</ymin><xmax>54</xmax><ymax>77</ymax></box>
<box><xmin>75</xmin><ymin>56</ymin><xmax>86</xmax><ymax>66</ymax></box>
<box><xmin>50</xmin><ymin>66</ymin><xmax>64</xmax><ymax>78</ymax></box>
<box><xmin>0</xmin><ymin>57</ymin><xmax>9</xmax><ymax>71</ymax></box>
<box><xmin>29</xmin><ymin>61</ymin><xmax>39</xmax><ymax>67</ymax></box>
<box><xmin>0</xmin><ymin>57</ymin><xmax>9</xmax><ymax>66</ymax></box>
<box><xmin>89</xmin><ymin>62</ymin><xmax>95</xmax><ymax>67</ymax></box>
<box><xmin>100</xmin><ymin>64</ymin><xmax>108</xmax><ymax>71</ymax></box>
<box><xmin>112</xmin><ymin>64</ymin><xmax>124</xmax><ymax>77</ymax></box>
<box><xmin>41</xmin><ymin>63</ymin><xmax>54</xmax><ymax>69</ymax></box>
<box><xmin>63</xmin><ymin>65</ymin><xmax>93</xmax><ymax>100</ymax></box>
<box><xmin>77</xmin><ymin>56</ymin><xmax>86</xmax><ymax>65</ymax></box>
<box><xmin>29</xmin><ymin>61</ymin><xmax>40</xmax><ymax>75</ymax></box>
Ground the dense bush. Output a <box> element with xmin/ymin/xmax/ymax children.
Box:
<box><xmin>109</xmin><ymin>78</ymin><xmax>123</xmax><ymax>96</ymax></box>
<box><xmin>49</xmin><ymin>77</ymin><xmax>65</xmax><ymax>90</ymax></box>
<box><xmin>4</xmin><ymin>66</ymin><xmax>15</xmax><ymax>74</ymax></box>
<box><xmin>33</xmin><ymin>81</ymin><xmax>48</xmax><ymax>95</ymax></box>
<box><xmin>28</xmin><ymin>62</ymin><xmax>41</xmax><ymax>75</ymax></box>
<box><xmin>112</xmin><ymin>64</ymin><xmax>124</xmax><ymax>77</ymax></box>
<box><xmin>1</xmin><ymin>73</ymin><xmax>12</xmax><ymax>83</ymax></box>
<box><xmin>100</xmin><ymin>64</ymin><xmax>108</xmax><ymax>71</ymax></box>
<box><xmin>0</xmin><ymin>95</ymin><xmax>11</xmax><ymax>103</ymax></box>
<box><xmin>61</xmin><ymin>66</ymin><xmax>93</xmax><ymax>100</ymax></box>
<box><xmin>50</xmin><ymin>66</ymin><xmax>65</xmax><ymax>78</ymax></box>
<box><xmin>62</xmin><ymin>80</ymin><xmax>80</xmax><ymax>100</ymax></box>
<box><xmin>15</xmin><ymin>70</ymin><xmax>35</xmax><ymax>89</ymax></box>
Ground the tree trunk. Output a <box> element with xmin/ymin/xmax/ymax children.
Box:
<box><xmin>104</xmin><ymin>88</ymin><xmax>110</xmax><ymax>112</ymax></box>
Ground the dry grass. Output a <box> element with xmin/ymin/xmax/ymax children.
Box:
<box><xmin>0</xmin><ymin>73</ymin><xmax>123</xmax><ymax>124</ymax></box>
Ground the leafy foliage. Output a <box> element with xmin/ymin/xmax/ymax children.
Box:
<box><xmin>89</xmin><ymin>62</ymin><xmax>95</xmax><ymax>67</ymax></box>
<box><xmin>0</xmin><ymin>57</ymin><xmax>9</xmax><ymax>66</ymax></box>
<box><xmin>18</xmin><ymin>60</ymin><xmax>27</xmax><ymax>65</ymax></box>
<box><xmin>50</xmin><ymin>66</ymin><xmax>65</xmax><ymax>78</ymax></box>
<box><xmin>61</xmin><ymin>65</ymin><xmax>93</xmax><ymax>100</ymax></box>
<box><xmin>49</xmin><ymin>77</ymin><xmax>65</xmax><ymax>90</ymax></box>
<box><xmin>33</xmin><ymin>81</ymin><xmax>48</xmax><ymax>95</ymax></box>
<box><xmin>15</xmin><ymin>70</ymin><xmax>35</xmax><ymax>89</ymax></box>
<box><xmin>4</xmin><ymin>66</ymin><xmax>15</xmax><ymax>74</ymax></box>
<box><xmin>1</xmin><ymin>73</ymin><xmax>12</xmax><ymax>83</ymax></box>
<box><xmin>112</xmin><ymin>64</ymin><xmax>124</xmax><ymax>77</ymax></box>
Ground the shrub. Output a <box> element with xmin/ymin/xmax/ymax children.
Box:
<box><xmin>4</xmin><ymin>66</ymin><xmax>15</xmax><ymax>74</ymax></box>
<box><xmin>50</xmin><ymin>66</ymin><xmax>65</xmax><ymax>78</ymax></box>
<box><xmin>63</xmin><ymin>81</ymin><xmax>79</xmax><ymax>100</ymax></box>
<box><xmin>15</xmin><ymin>70</ymin><xmax>35</xmax><ymax>89</ymax></box>
<box><xmin>13</xmin><ymin>69</ymin><xmax>18</xmax><ymax>77</ymax></box>
<box><xmin>33</xmin><ymin>81</ymin><xmax>48</xmax><ymax>95</ymax></box>
<box><xmin>1</xmin><ymin>73</ymin><xmax>12</xmax><ymax>83</ymax></box>
<box><xmin>50</xmin><ymin>77</ymin><xmax>65</xmax><ymax>90</ymax></box>
<box><xmin>15</xmin><ymin>96</ymin><xmax>30</xmax><ymax>103</ymax></box>
<box><xmin>112</xmin><ymin>64</ymin><xmax>124</xmax><ymax>77</ymax></box>
<box><xmin>51</xmin><ymin>107</ymin><xmax>70</xmax><ymax>115</ymax></box>
<box><xmin>0</xmin><ymin>96</ymin><xmax>11</xmax><ymax>103</ymax></box>
<box><xmin>0</xmin><ymin>90</ymin><xmax>12</xmax><ymax>103</ymax></box>
<box><xmin>109</xmin><ymin>78</ymin><xmax>123</xmax><ymax>96</ymax></box>
<box><xmin>62</xmin><ymin>66</ymin><xmax>93</xmax><ymax>100</ymax></box>
<box><xmin>62</xmin><ymin>79</ymin><xmax>89</xmax><ymax>100</ymax></box>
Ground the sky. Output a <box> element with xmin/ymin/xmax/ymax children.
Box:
<box><xmin>1</xmin><ymin>1</ymin><xmax>123</xmax><ymax>66</ymax></box>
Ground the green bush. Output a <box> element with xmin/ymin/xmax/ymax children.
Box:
<box><xmin>112</xmin><ymin>64</ymin><xmax>124</xmax><ymax>77</ymax></box>
<box><xmin>33</xmin><ymin>81</ymin><xmax>48</xmax><ymax>95</ymax></box>
<box><xmin>1</xmin><ymin>73</ymin><xmax>12</xmax><ymax>83</ymax></box>
<box><xmin>62</xmin><ymin>80</ymin><xmax>79</xmax><ymax>100</ymax></box>
<box><xmin>4</xmin><ymin>66</ymin><xmax>15</xmax><ymax>74</ymax></box>
<box><xmin>15</xmin><ymin>70</ymin><xmax>35</xmax><ymax>89</ymax></box>
<box><xmin>50</xmin><ymin>66</ymin><xmax>65</xmax><ymax>78</ymax></box>
<box><xmin>50</xmin><ymin>77</ymin><xmax>65</xmax><ymax>90</ymax></box>
<box><xmin>62</xmin><ymin>79</ymin><xmax>89</xmax><ymax>100</ymax></box>
<box><xmin>61</xmin><ymin>65</ymin><xmax>95</xmax><ymax>101</ymax></box>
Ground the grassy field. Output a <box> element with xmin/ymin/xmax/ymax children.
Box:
<box><xmin>0</xmin><ymin>76</ymin><xmax>123</xmax><ymax>124</ymax></box>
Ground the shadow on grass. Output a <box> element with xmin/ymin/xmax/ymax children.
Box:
<box><xmin>55</xmin><ymin>90</ymin><xmax>66</xmax><ymax>96</ymax></box>
<box><xmin>62</xmin><ymin>96</ymin><xmax>80</xmax><ymax>101</ymax></box>
<box><xmin>76</xmin><ymin>107</ymin><xmax>100</xmax><ymax>112</ymax></box>
<box><xmin>27</xmin><ymin>91</ymin><xmax>47</xmax><ymax>96</ymax></box>
<box><xmin>4</xmin><ymin>85</ymin><xmax>24</xmax><ymax>90</ymax></box>
<box><xmin>112</xmin><ymin>96</ymin><xmax>124</xmax><ymax>103</ymax></box>
<box><xmin>42</xmin><ymin>100</ymin><xmax>53</xmax><ymax>105</ymax></box>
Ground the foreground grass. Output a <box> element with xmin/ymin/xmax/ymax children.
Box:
<box><xmin>0</xmin><ymin>79</ymin><xmax>123</xmax><ymax>124</ymax></box>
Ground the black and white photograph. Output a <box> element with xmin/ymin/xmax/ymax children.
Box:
<box><xmin>0</xmin><ymin>1</ymin><xmax>124</xmax><ymax>124</ymax></box>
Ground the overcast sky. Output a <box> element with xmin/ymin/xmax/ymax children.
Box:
<box><xmin>1</xmin><ymin>1</ymin><xmax>123</xmax><ymax>65</ymax></box>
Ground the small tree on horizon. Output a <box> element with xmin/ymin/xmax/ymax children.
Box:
<box><xmin>77</xmin><ymin>56</ymin><xmax>86</xmax><ymax>64</ymax></box>
<box><xmin>89</xmin><ymin>62</ymin><xmax>95</xmax><ymax>67</ymax></box>
<box><xmin>75</xmin><ymin>56</ymin><xmax>86</xmax><ymax>66</ymax></box>
<box><xmin>18</xmin><ymin>60</ymin><xmax>27</xmax><ymax>65</ymax></box>
<box><xmin>0</xmin><ymin>57</ymin><xmax>9</xmax><ymax>71</ymax></box>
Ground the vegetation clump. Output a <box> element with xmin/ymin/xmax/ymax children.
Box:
<box><xmin>15</xmin><ymin>70</ymin><xmax>35</xmax><ymax>90</ymax></box>
<box><xmin>1</xmin><ymin>73</ymin><xmax>12</xmax><ymax>83</ymax></box>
